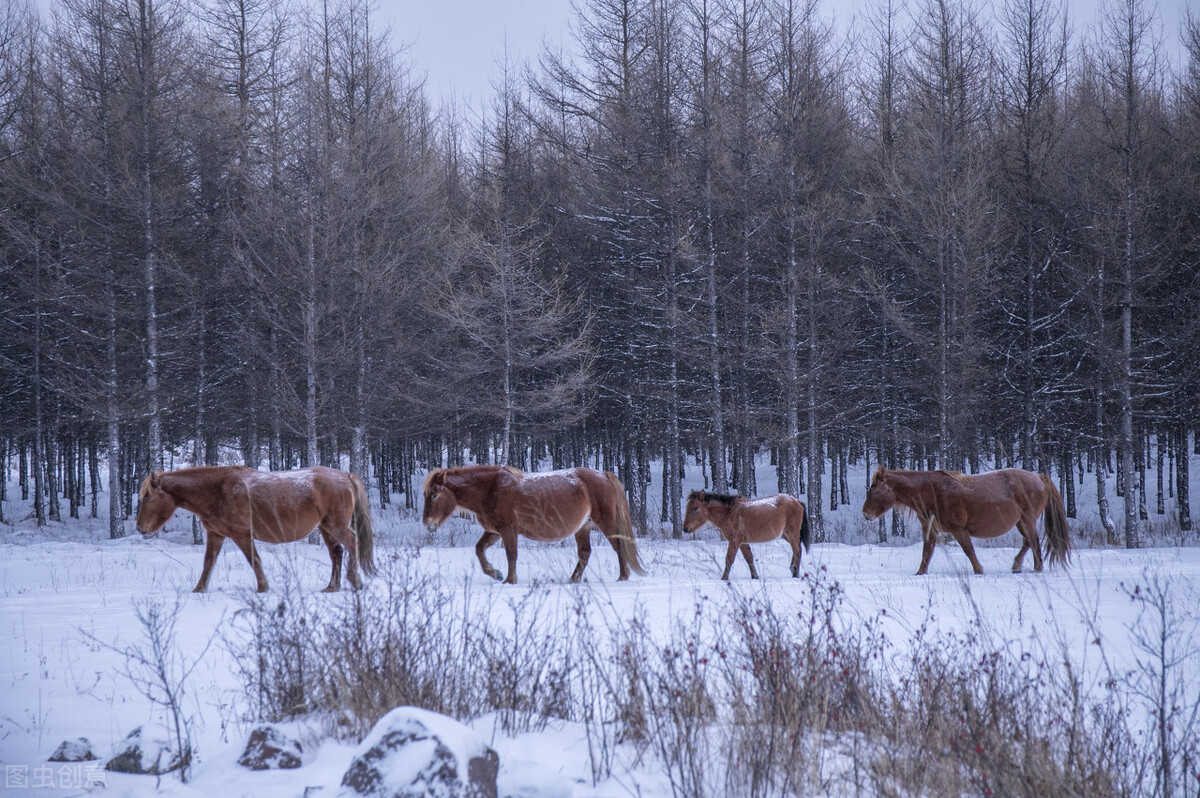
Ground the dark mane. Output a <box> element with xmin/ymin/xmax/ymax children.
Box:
<box><xmin>424</xmin><ymin>464</ymin><xmax>522</xmax><ymax>494</ymax></box>
<box><xmin>688</xmin><ymin>490</ymin><xmax>741</xmax><ymax>506</ymax></box>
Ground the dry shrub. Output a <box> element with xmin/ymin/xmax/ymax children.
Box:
<box><xmin>224</xmin><ymin>552</ymin><xmax>1182</xmax><ymax>796</ymax></box>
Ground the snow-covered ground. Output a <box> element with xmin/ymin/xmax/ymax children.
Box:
<box><xmin>1</xmin><ymin>524</ymin><xmax>1198</xmax><ymax>797</ymax></box>
<box><xmin>1</xmin><ymin>450</ymin><xmax>1197</xmax><ymax>796</ymax></box>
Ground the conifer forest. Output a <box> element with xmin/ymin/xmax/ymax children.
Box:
<box><xmin>1</xmin><ymin>0</ymin><xmax>1197</xmax><ymax>544</ymax></box>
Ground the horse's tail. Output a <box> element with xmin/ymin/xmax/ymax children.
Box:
<box><xmin>350</xmin><ymin>474</ymin><xmax>377</xmax><ymax>577</ymax></box>
<box><xmin>1039</xmin><ymin>473</ymin><xmax>1071</xmax><ymax>568</ymax></box>
<box><xmin>799</xmin><ymin>500</ymin><xmax>812</xmax><ymax>553</ymax></box>
<box><xmin>605</xmin><ymin>472</ymin><xmax>645</xmax><ymax>576</ymax></box>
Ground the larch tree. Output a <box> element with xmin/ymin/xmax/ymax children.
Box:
<box><xmin>994</xmin><ymin>0</ymin><xmax>1070</xmax><ymax>473</ymax></box>
<box><xmin>1095</xmin><ymin>0</ymin><xmax>1166</xmax><ymax>548</ymax></box>
<box><xmin>895</xmin><ymin>0</ymin><xmax>997</xmax><ymax>469</ymax></box>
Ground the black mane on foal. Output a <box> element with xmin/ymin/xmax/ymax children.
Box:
<box><xmin>689</xmin><ymin>490</ymin><xmax>740</xmax><ymax>506</ymax></box>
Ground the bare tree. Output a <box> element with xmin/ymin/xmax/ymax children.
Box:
<box><xmin>995</xmin><ymin>0</ymin><xmax>1070</xmax><ymax>471</ymax></box>
<box><xmin>1095</xmin><ymin>0</ymin><xmax>1166</xmax><ymax>548</ymax></box>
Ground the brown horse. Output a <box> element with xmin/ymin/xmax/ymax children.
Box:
<box><xmin>136</xmin><ymin>466</ymin><xmax>376</xmax><ymax>593</ymax></box>
<box><xmin>682</xmin><ymin>490</ymin><xmax>811</xmax><ymax>580</ymax></box>
<box><xmin>421</xmin><ymin>465</ymin><xmax>644</xmax><ymax>584</ymax></box>
<box><xmin>862</xmin><ymin>467</ymin><xmax>1070</xmax><ymax>575</ymax></box>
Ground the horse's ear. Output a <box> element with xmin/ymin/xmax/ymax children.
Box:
<box><xmin>150</xmin><ymin>471</ymin><xmax>161</xmax><ymax>488</ymax></box>
<box><xmin>422</xmin><ymin>469</ymin><xmax>444</xmax><ymax>495</ymax></box>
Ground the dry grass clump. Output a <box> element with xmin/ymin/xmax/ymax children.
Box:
<box><xmin>224</xmin><ymin>556</ymin><xmax>1190</xmax><ymax>796</ymax></box>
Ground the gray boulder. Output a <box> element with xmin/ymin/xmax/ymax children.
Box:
<box><xmin>338</xmin><ymin>707</ymin><xmax>498</xmax><ymax>798</ymax></box>
<box><xmin>238</xmin><ymin>724</ymin><xmax>303</xmax><ymax>770</ymax></box>
<box><xmin>49</xmin><ymin>737</ymin><xmax>98</xmax><ymax>762</ymax></box>
<box><xmin>105</xmin><ymin>724</ymin><xmax>189</xmax><ymax>775</ymax></box>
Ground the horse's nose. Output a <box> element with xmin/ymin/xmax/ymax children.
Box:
<box><xmin>862</xmin><ymin>511</ymin><xmax>872</xmax><ymax>521</ymax></box>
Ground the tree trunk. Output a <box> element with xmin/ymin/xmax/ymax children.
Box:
<box><xmin>136</xmin><ymin>0</ymin><xmax>162</xmax><ymax>473</ymax></box>
<box><xmin>0</xmin><ymin>439</ymin><xmax>7</xmax><ymax>525</ymax></box>
<box><xmin>192</xmin><ymin>308</ymin><xmax>207</xmax><ymax>544</ymax></box>
<box><xmin>784</xmin><ymin>241</ymin><xmax>801</xmax><ymax>499</ymax></box>
<box><xmin>698</xmin><ymin>3</ymin><xmax>726</xmax><ymax>494</ymax></box>
<box><xmin>305</xmin><ymin>220</ymin><xmax>319</xmax><ymax>470</ymax></box>
<box><xmin>32</xmin><ymin>244</ymin><xmax>46</xmax><ymax>527</ymax></box>
<box><xmin>1155</xmin><ymin>432</ymin><xmax>1164</xmax><ymax>515</ymax></box>
<box><xmin>1177</xmin><ymin>426</ymin><xmax>1191</xmax><ymax>532</ymax></box>
<box><xmin>90</xmin><ymin>420</ymin><xmax>100</xmax><ymax>520</ymax></box>
<box><xmin>1120</xmin><ymin>233</ymin><xmax>1137</xmax><ymax>547</ymax></box>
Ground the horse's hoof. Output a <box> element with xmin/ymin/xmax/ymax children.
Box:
<box><xmin>192</xmin><ymin>586</ymin><xmax>206</xmax><ymax>593</ymax></box>
<box><xmin>256</xmin><ymin>587</ymin><xmax>268</xmax><ymax>593</ymax></box>
<box><xmin>321</xmin><ymin>585</ymin><xmax>338</xmax><ymax>593</ymax></box>
<box><xmin>503</xmin><ymin>578</ymin><xmax>517</xmax><ymax>585</ymax></box>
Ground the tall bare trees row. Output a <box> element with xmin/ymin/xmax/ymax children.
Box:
<box><xmin>1</xmin><ymin>0</ymin><xmax>1196</xmax><ymax>544</ymax></box>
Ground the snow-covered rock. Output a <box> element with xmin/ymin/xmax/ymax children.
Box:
<box><xmin>104</xmin><ymin>724</ymin><xmax>189</xmax><ymax>775</ymax></box>
<box><xmin>338</xmin><ymin>707</ymin><xmax>499</xmax><ymax>798</ymax></box>
<box><xmin>48</xmin><ymin>737</ymin><xmax>98</xmax><ymax>762</ymax></box>
<box><xmin>238</xmin><ymin>724</ymin><xmax>304</xmax><ymax>770</ymax></box>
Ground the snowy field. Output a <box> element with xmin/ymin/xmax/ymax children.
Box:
<box><xmin>1</xmin><ymin>450</ymin><xmax>1198</xmax><ymax>796</ymax></box>
<box><xmin>1</xmin><ymin>521</ymin><xmax>1198</xmax><ymax>797</ymax></box>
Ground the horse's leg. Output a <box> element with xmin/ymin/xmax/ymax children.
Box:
<box><xmin>318</xmin><ymin>527</ymin><xmax>344</xmax><ymax>592</ymax></box>
<box><xmin>916</xmin><ymin>522</ymin><xmax>937</xmax><ymax>575</ymax></box>
<box><xmin>324</xmin><ymin>522</ymin><xmax>361</xmax><ymax>590</ymax></box>
<box><xmin>1011</xmin><ymin>538</ymin><xmax>1031</xmax><ymax>573</ymax></box>
<box><xmin>740</xmin><ymin>544</ymin><xmax>759</xmax><ymax>579</ymax></box>
<box><xmin>500</xmin><ymin>530</ymin><xmax>519</xmax><ymax>585</ymax></box>
<box><xmin>954</xmin><ymin>531</ymin><xmax>985</xmax><ymax>575</ymax></box>
<box><xmin>475</xmin><ymin>531</ymin><xmax>503</xmax><ymax>581</ymax></box>
<box><xmin>601</xmin><ymin>529</ymin><xmax>631</xmax><ymax>581</ymax></box>
<box><xmin>231</xmin><ymin>534</ymin><xmax>268</xmax><ymax>592</ymax></box>
<box><xmin>787</xmin><ymin>531</ymin><xmax>801</xmax><ymax>578</ymax></box>
<box><xmin>1020</xmin><ymin>515</ymin><xmax>1045</xmax><ymax>572</ymax></box>
<box><xmin>193</xmin><ymin>531</ymin><xmax>225</xmax><ymax>593</ymax></box>
<box><xmin>571</xmin><ymin>526</ymin><xmax>592</xmax><ymax>583</ymax></box>
<box><xmin>721</xmin><ymin>539</ymin><xmax>739</xmax><ymax>581</ymax></box>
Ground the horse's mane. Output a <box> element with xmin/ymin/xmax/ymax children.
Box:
<box><xmin>423</xmin><ymin>464</ymin><xmax>523</xmax><ymax>494</ymax></box>
<box><xmin>137</xmin><ymin>473</ymin><xmax>156</xmax><ymax>502</ymax></box>
<box><xmin>876</xmin><ymin>466</ymin><xmax>966</xmax><ymax>485</ymax></box>
<box><xmin>421</xmin><ymin>469</ymin><xmax>444</xmax><ymax>495</ymax></box>
<box><xmin>689</xmin><ymin>490</ymin><xmax>740</xmax><ymax>506</ymax></box>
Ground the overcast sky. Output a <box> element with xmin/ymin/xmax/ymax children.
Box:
<box><xmin>373</xmin><ymin>0</ymin><xmax>574</xmax><ymax>110</ymax></box>
<box><xmin>373</xmin><ymin>0</ymin><xmax>1192</xmax><ymax>110</ymax></box>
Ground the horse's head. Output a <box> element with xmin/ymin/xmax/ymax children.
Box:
<box><xmin>682</xmin><ymin>491</ymin><xmax>709</xmax><ymax>534</ymax></box>
<box><xmin>862</xmin><ymin>468</ymin><xmax>896</xmax><ymax>520</ymax></box>
<box><xmin>421</xmin><ymin>470</ymin><xmax>457</xmax><ymax>533</ymax></box>
<box><xmin>136</xmin><ymin>472</ymin><xmax>177</xmax><ymax>535</ymax></box>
